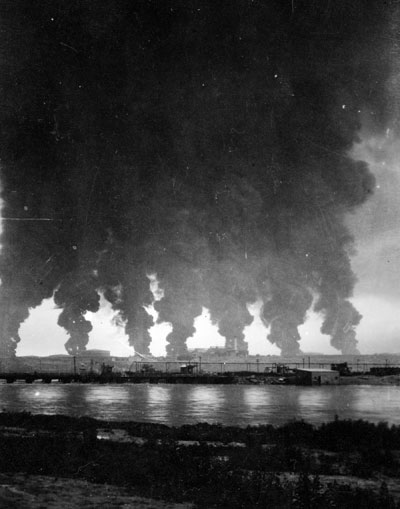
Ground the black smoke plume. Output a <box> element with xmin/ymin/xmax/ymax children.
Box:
<box><xmin>0</xmin><ymin>1</ymin><xmax>395</xmax><ymax>356</ymax></box>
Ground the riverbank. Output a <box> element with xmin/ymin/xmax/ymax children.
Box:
<box><xmin>1</xmin><ymin>367</ymin><xmax>400</xmax><ymax>386</ymax></box>
<box><xmin>340</xmin><ymin>374</ymin><xmax>400</xmax><ymax>385</ymax></box>
<box><xmin>0</xmin><ymin>412</ymin><xmax>399</xmax><ymax>507</ymax></box>
<box><xmin>1</xmin><ymin>372</ymin><xmax>399</xmax><ymax>386</ymax></box>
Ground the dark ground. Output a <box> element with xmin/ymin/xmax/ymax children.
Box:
<box><xmin>0</xmin><ymin>412</ymin><xmax>399</xmax><ymax>508</ymax></box>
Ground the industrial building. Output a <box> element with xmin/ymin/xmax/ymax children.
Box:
<box><xmin>295</xmin><ymin>368</ymin><xmax>339</xmax><ymax>385</ymax></box>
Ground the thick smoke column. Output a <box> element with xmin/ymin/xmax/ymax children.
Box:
<box><xmin>262</xmin><ymin>254</ymin><xmax>313</xmax><ymax>356</ymax></box>
<box><xmin>205</xmin><ymin>176</ymin><xmax>264</xmax><ymax>352</ymax></box>
<box><xmin>155</xmin><ymin>266</ymin><xmax>203</xmax><ymax>357</ymax></box>
<box><xmin>151</xmin><ymin>207</ymin><xmax>209</xmax><ymax>357</ymax></box>
<box><xmin>54</xmin><ymin>272</ymin><xmax>100</xmax><ymax>354</ymax></box>
<box><xmin>0</xmin><ymin>1</ymin><xmax>395</xmax><ymax>356</ymax></box>
<box><xmin>97</xmin><ymin>233</ymin><xmax>155</xmax><ymax>355</ymax></box>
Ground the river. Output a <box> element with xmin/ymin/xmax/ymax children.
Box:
<box><xmin>0</xmin><ymin>383</ymin><xmax>399</xmax><ymax>426</ymax></box>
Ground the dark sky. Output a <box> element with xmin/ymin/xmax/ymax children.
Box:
<box><xmin>0</xmin><ymin>0</ymin><xmax>397</xmax><ymax>357</ymax></box>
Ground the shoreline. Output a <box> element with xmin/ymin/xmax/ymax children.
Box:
<box><xmin>0</xmin><ymin>412</ymin><xmax>399</xmax><ymax>507</ymax></box>
<box><xmin>339</xmin><ymin>374</ymin><xmax>400</xmax><ymax>385</ymax></box>
<box><xmin>0</xmin><ymin>372</ymin><xmax>399</xmax><ymax>386</ymax></box>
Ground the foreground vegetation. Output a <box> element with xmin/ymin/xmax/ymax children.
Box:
<box><xmin>0</xmin><ymin>412</ymin><xmax>399</xmax><ymax>508</ymax></box>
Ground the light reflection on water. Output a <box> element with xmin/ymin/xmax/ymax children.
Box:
<box><xmin>185</xmin><ymin>386</ymin><xmax>223</xmax><ymax>423</ymax></box>
<box><xmin>353</xmin><ymin>386</ymin><xmax>400</xmax><ymax>421</ymax></box>
<box><xmin>0</xmin><ymin>384</ymin><xmax>399</xmax><ymax>426</ymax></box>
<box><xmin>243</xmin><ymin>387</ymin><xmax>271</xmax><ymax>409</ymax></box>
<box><xmin>146</xmin><ymin>385</ymin><xmax>172</xmax><ymax>422</ymax></box>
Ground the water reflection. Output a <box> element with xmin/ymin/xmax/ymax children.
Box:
<box><xmin>83</xmin><ymin>386</ymin><xmax>131</xmax><ymax>420</ymax></box>
<box><xmin>185</xmin><ymin>386</ymin><xmax>223</xmax><ymax>423</ymax></box>
<box><xmin>243</xmin><ymin>387</ymin><xmax>271</xmax><ymax>409</ymax></box>
<box><xmin>146</xmin><ymin>385</ymin><xmax>172</xmax><ymax>422</ymax></box>
<box><xmin>353</xmin><ymin>386</ymin><xmax>400</xmax><ymax>422</ymax></box>
<box><xmin>0</xmin><ymin>383</ymin><xmax>399</xmax><ymax>426</ymax></box>
<box><xmin>0</xmin><ymin>384</ymin><xmax>82</xmax><ymax>417</ymax></box>
<box><xmin>296</xmin><ymin>387</ymin><xmax>343</xmax><ymax>422</ymax></box>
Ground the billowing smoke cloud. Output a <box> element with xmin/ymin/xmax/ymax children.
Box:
<box><xmin>0</xmin><ymin>1</ymin><xmax>396</xmax><ymax>357</ymax></box>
